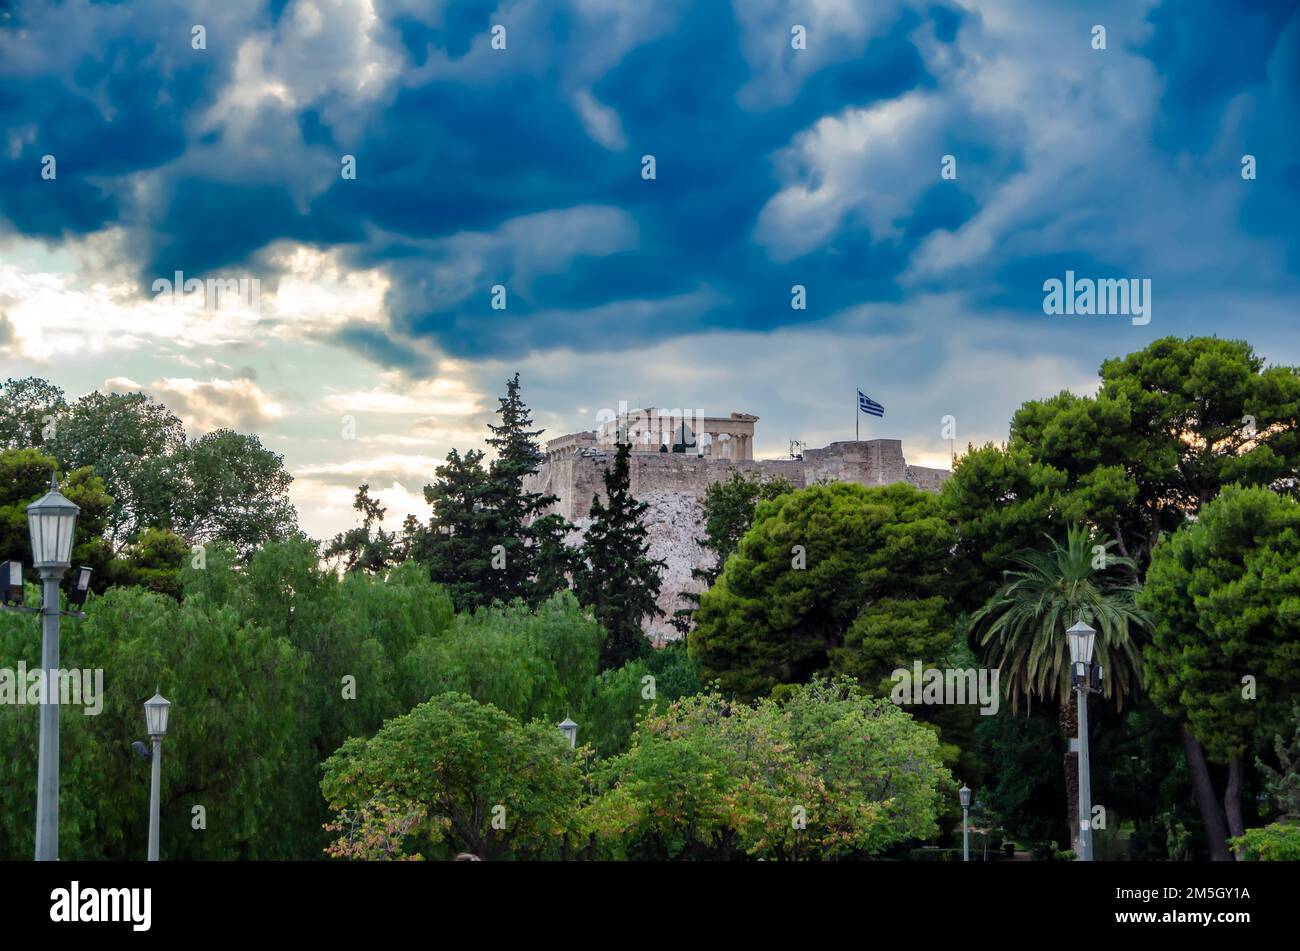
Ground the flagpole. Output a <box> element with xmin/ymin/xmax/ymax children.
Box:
<box><xmin>855</xmin><ymin>390</ymin><xmax>859</xmax><ymax>441</ymax></box>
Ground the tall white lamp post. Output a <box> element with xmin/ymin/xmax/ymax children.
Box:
<box><xmin>144</xmin><ymin>691</ymin><xmax>171</xmax><ymax>861</ymax></box>
<box><xmin>27</xmin><ymin>475</ymin><xmax>80</xmax><ymax>861</ymax></box>
<box><xmin>1067</xmin><ymin>618</ymin><xmax>1099</xmax><ymax>862</ymax></box>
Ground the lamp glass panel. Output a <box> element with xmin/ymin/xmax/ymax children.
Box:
<box><xmin>56</xmin><ymin>513</ymin><xmax>76</xmax><ymax>564</ymax></box>
<box><xmin>28</xmin><ymin>515</ymin><xmax>47</xmax><ymax>564</ymax></box>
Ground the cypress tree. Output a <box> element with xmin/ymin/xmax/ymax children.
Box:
<box><xmin>577</xmin><ymin>440</ymin><xmax>665</xmax><ymax>669</ymax></box>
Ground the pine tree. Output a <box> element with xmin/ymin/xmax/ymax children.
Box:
<box><xmin>577</xmin><ymin>440</ymin><xmax>665</xmax><ymax>669</ymax></box>
<box><xmin>422</xmin><ymin>448</ymin><xmax>496</xmax><ymax>611</ymax></box>
<box><xmin>671</xmin><ymin>472</ymin><xmax>795</xmax><ymax>633</ymax></box>
<box><xmin>482</xmin><ymin>373</ymin><xmax>570</xmax><ymax>606</ymax></box>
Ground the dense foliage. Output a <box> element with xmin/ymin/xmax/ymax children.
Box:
<box><xmin>585</xmin><ymin>679</ymin><xmax>951</xmax><ymax>860</ymax></box>
<box><xmin>690</xmin><ymin>481</ymin><xmax>956</xmax><ymax>700</ymax></box>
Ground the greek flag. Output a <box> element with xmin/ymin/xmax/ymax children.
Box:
<box><xmin>858</xmin><ymin>390</ymin><xmax>884</xmax><ymax>418</ymax></box>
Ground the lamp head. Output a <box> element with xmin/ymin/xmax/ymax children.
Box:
<box><xmin>26</xmin><ymin>477</ymin><xmax>80</xmax><ymax>570</ymax></box>
<box><xmin>144</xmin><ymin>691</ymin><xmax>170</xmax><ymax>739</ymax></box>
<box><xmin>1066</xmin><ymin>618</ymin><xmax>1097</xmax><ymax>667</ymax></box>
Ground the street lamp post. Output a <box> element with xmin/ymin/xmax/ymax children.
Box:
<box><xmin>27</xmin><ymin>475</ymin><xmax>80</xmax><ymax>862</ymax></box>
<box><xmin>959</xmin><ymin>784</ymin><xmax>972</xmax><ymax>862</ymax></box>
<box><xmin>144</xmin><ymin>691</ymin><xmax>170</xmax><ymax>862</ymax></box>
<box><xmin>1067</xmin><ymin>618</ymin><xmax>1100</xmax><ymax>862</ymax></box>
<box><xmin>558</xmin><ymin>717</ymin><xmax>578</xmax><ymax>750</ymax></box>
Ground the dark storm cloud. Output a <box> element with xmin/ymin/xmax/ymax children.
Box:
<box><xmin>1</xmin><ymin>0</ymin><xmax>1298</xmax><ymax>367</ymax></box>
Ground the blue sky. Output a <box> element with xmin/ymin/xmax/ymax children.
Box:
<box><xmin>1</xmin><ymin>0</ymin><xmax>1298</xmax><ymax>537</ymax></box>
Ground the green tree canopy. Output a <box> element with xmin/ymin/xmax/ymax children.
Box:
<box><xmin>0</xmin><ymin>376</ymin><xmax>66</xmax><ymax>449</ymax></box>
<box><xmin>944</xmin><ymin>336</ymin><xmax>1300</xmax><ymax>605</ymax></box>
<box><xmin>585</xmin><ymin>678</ymin><xmax>951</xmax><ymax>860</ymax></box>
<box><xmin>415</xmin><ymin>447</ymin><xmax>497</xmax><ymax>611</ymax></box>
<box><xmin>174</xmin><ymin>429</ymin><xmax>297</xmax><ymax>552</ymax></box>
<box><xmin>672</xmin><ymin>471</ymin><xmax>796</xmax><ymax>633</ymax></box>
<box><xmin>483</xmin><ymin>373</ymin><xmax>572</xmax><ymax>606</ymax></box>
<box><xmin>401</xmin><ymin>591</ymin><xmax>602</xmax><ymax>726</ymax></box>
<box><xmin>690</xmin><ymin>481</ymin><xmax>956</xmax><ymax>700</ymax></box>
<box><xmin>1141</xmin><ymin>485</ymin><xmax>1300</xmax><ymax>763</ymax></box>
<box><xmin>320</xmin><ymin>692</ymin><xmax>584</xmax><ymax>860</ymax></box>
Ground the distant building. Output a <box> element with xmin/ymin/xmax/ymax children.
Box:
<box><xmin>526</xmin><ymin>409</ymin><xmax>950</xmax><ymax>639</ymax></box>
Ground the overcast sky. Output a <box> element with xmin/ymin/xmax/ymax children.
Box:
<box><xmin>2</xmin><ymin>0</ymin><xmax>1298</xmax><ymax>539</ymax></box>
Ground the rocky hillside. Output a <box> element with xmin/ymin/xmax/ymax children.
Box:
<box><xmin>566</xmin><ymin>490</ymin><xmax>712</xmax><ymax>642</ymax></box>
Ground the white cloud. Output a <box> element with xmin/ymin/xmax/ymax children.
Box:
<box><xmin>573</xmin><ymin>89</ymin><xmax>627</xmax><ymax>151</ymax></box>
<box><xmin>755</xmin><ymin>92</ymin><xmax>949</xmax><ymax>259</ymax></box>
<box><xmin>323</xmin><ymin>369</ymin><xmax>484</xmax><ymax>417</ymax></box>
<box><xmin>104</xmin><ymin>376</ymin><xmax>286</xmax><ymax>433</ymax></box>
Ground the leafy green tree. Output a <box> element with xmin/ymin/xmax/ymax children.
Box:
<box><xmin>321</xmin><ymin>692</ymin><xmax>584</xmax><ymax>860</ymax></box>
<box><xmin>47</xmin><ymin>389</ymin><xmax>187</xmax><ymax>545</ymax></box>
<box><xmin>578</xmin><ymin>643</ymin><xmax>702</xmax><ymax>758</ymax></box>
<box><xmin>944</xmin><ymin>337</ymin><xmax>1300</xmax><ymax>606</ymax></box>
<box><xmin>672</xmin><ymin>471</ymin><xmax>795</xmax><ymax>633</ymax></box>
<box><xmin>941</xmin><ymin>443</ymin><xmax>1073</xmax><ymax>608</ymax></box>
<box><xmin>970</xmin><ymin>526</ymin><xmax>1150</xmax><ymax>854</ymax></box>
<box><xmin>585</xmin><ymin>678</ymin><xmax>950</xmax><ymax>860</ymax></box>
<box><xmin>109</xmin><ymin>527</ymin><xmax>189</xmax><ymax>599</ymax></box>
<box><xmin>974</xmin><ymin>706</ymin><xmax>1068</xmax><ymax>848</ymax></box>
<box><xmin>0</xmin><ymin>377</ymin><xmax>66</xmax><ymax>449</ymax></box>
<box><xmin>577</xmin><ymin>440</ymin><xmax>665</xmax><ymax>670</ymax></box>
<box><xmin>1100</xmin><ymin>337</ymin><xmax>1300</xmax><ymax>510</ymax></box>
<box><xmin>1231</xmin><ymin>823</ymin><xmax>1300</xmax><ymax>861</ymax></box>
<box><xmin>175</xmin><ymin>429</ymin><xmax>297</xmax><ymax>553</ymax></box>
<box><xmin>1258</xmin><ymin>707</ymin><xmax>1300</xmax><ymax>821</ymax></box>
<box><xmin>697</xmin><ymin>472</ymin><xmax>796</xmax><ymax>585</ymax></box>
<box><xmin>1140</xmin><ymin>485</ymin><xmax>1300</xmax><ymax>858</ymax></box>
<box><xmin>690</xmin><ymin>482</ymin><xmax>956</xmax><ymax>700</ymax></box>
<box><xmin>400</xmin><ymin>591</ymin><xmax>602</xmax><ymax>725</ymax></box>
<box><xmin>178</xmin><ymin>538</ymin><xmax>457</xmax><ymax>855</ymax></box>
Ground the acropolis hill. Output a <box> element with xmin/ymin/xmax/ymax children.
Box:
<box><xmin>524</xmin><ymin>408</ymin><xmax>951</xmax><ymax>640</ymax></box>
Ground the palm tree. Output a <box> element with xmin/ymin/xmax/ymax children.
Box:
<box><xmin>971</xmin><ymin>525</ymin><xmax>1151</xmax><ymax>855</ymax></box>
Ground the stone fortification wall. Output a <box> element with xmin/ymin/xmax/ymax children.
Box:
<box><xmin>527</xmin><ymin>451</ymin><xmax>807</xmax><ymax>521</ymax></box>
<box><xmin>525</xmin><ymin>439</ymin><xmax>951</xmax><ymax>639</ymax></box>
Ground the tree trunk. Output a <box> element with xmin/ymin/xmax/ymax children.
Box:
<box><xmin>1225</xmin><ymin>753</ymin><xmax>1246</xmax><ymax>850</ymax></box>
<box><xmin>1182</xmin><ymin>725</ymin><xmax>1231</xmax><ymax>861</ymax></box>
<box><xmin>1060</xmin><ymin>698</ymin><xmax>1080</xmax><ymax>855</ymax></box>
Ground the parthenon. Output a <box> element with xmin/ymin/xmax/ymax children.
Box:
<box><xmin>543</xmin><ymin>407</ymin><xmax>760</xmax><ymax>461</ymax></box>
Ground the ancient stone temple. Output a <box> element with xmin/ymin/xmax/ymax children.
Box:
<box><xmin>525</xmin><ymin>408</ymin><xmax>950</xmax><ymax>640</ymax></box>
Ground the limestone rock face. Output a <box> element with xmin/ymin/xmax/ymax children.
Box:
<box><xmin>567</xmin><ymin>490</ymin><xmax>711</xmax><ymax>642</ymax></box>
